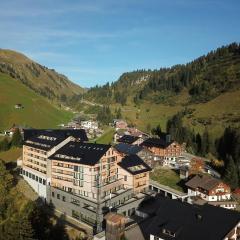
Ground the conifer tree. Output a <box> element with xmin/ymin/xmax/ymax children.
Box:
<box><xmin>151</xmin><ymin>124</ymin><xmax>162</xmax><ymax>137</ymax></box>
<box><xmin>0</xmin><ymin>160</ymin><xmax>13</xmax><ymax>219</ymax></box>
<box><xmin>196</xmin><ymin>133</ymin><xmax>202</xmax><ymax>154</ymax></box>
<box><xmin>19</xmin><ymin>214</ymin><xmax>35</xmax><ymax>240</ymax></box>
<box><xmin>0</xmin><ymin>138</ymin><xmax>10</xmax><ymax>151</ymax></box>
<box><xmin>201</xmin><ymin>129</ymin><xmax>210</xmax><ymax>156</ymax></box>
<box><xmin>224</xmin><ymin>155</ymin><xmax>238</xmax><ymax>189</ymax></box>
<box><xmin>11</xmin><ymin>128</ymin><xmax>22</xmax><ymax>147</ymax></box>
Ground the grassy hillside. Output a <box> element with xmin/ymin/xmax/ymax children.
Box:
<box><xmin>84</xmin><ymin>43</ymin><xmax>240</xmax><ymax>138</ymax></box>
<box><xmin>0</xmin><ymin>72</ymin><xmax>73</xmax><ymax>131</ymax></box>
<box><xmin>108</xmin><ymin>89</ymin><xmax>240</xmax><ymax>138</ymax></box>
<box><xmin>0</xmin><ymin>49</ymin><xmax>83</xmax><ymax>101</ymax></box>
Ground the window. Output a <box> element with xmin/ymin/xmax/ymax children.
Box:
<box><xmin>36</xmin><ymin>176</ymin><xmax>38</xmax><ymax>181</ymax></box>
<box><xmin>62</xmin><ymin>196</ymin><xmax>66</xmax><ymax>202</ymax></box>
<box><xmin>57</xmin><ymin>194</ymin><xmax>60</xmax><ymax>199</ymax></box>
<box><xmin>39</xmin><ymin>178</ymin><xmax>42</xmax><ymax>183</ymax></box>
<box><xmin>52</xmin><ymin>192</ymin><xmax>55</xmax><ymax>197</ymax></box>
<box><xmin>124</xmin><ymin>176</ymin><xmax>127</xmax><ymax>181</ymax></box>
<box><xmin>72</xmin><ymin>210</ymin><xmax>80</xmax><ymax>220</ymax></box>
<box><xmin>79</xmin><ymin>181</ymin><xmax>84</xmax><ymax>187</ymax></box>
<box><xmin>74</xmin><ymin>165</ymin><xmax>78</xmax><ymax>172</ymax></box>
<box><xmin>43</xmin><ymin>179</ymin><xmax>46</xmax><ymax>185</ymax></box>
<box><xmin>71</xmin><ymin>198</ymin><xmax>80</xmax><ymax>206</ymax></box>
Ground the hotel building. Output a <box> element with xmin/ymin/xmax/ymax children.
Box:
<box><xmin>20</xmin><ymin>129</ymin><xmax>152</xmax><ymax>233</ymax></box>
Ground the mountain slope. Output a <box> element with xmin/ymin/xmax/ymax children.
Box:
<box><xmin>0</xmin><ymin>49</ymin><xmax>83</xmax><ymax>101</ymax></box>
<box><xmin>0</xmin><ymin>72</ymin><xmax>73</xmax><ymax>131</ymax></box>
<box><xmin>84</xmin><ymin>43</ymin><xmax>240</xmax><ymax>137</ymax></box>
<box><xmin>85</xmin><ymin>43</ymin><xmax>240</xmax><ymax>105</ymax></box>
<box><xmin>112</xmin><ymin>89</ymin><xmax>240</xmax><ymax>138</ymax></box>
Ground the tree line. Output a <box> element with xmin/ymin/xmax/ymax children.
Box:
<box><xmin>0</xmin><ymin>159</ymin><xmax>86</xmax><ymax>240</ymax></box>
<box><xmin>83</xmin><ymin>43</ymin><xmax>240</xmax><ymax>106</ymax></box>
<box><xmin>96</xmin><ymin>106</ymin><xmax>122</xmax><ymax>126</ymax></box>
<box><xmin>135</xmin><ymin>42</ymin><xmax>240</xmax><ymax>103</ymax></box>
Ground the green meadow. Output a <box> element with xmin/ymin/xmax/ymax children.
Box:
<box><xmin>0</xmin><ymin>73</ymin><xmax>73</xmax><ymax>131</ymax></box>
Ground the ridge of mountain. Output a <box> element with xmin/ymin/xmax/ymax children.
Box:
<box><xmin>0</xmin><ymin>49</ymin><xmax>83</xmax><ymax>101</ymax></box>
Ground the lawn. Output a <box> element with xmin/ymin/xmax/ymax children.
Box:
<box><xmin>95</xmin><ymin>127</ymin><xmax>115</xmax><ymax>144</ymax></box>
<box><xmin>109</xmin><ymin>89</ymin><xmax>240</xmax><ymax>139</ymax></box>
<box><xmin>0</xmin><ymin>147</ymin><xmax>22</xmax><ymax>162</ymax></box>
<box><xmin>150</xmin><ymin>167</ymin><xmax>184</xmax><ymax>192</ymax></box>
<box><xmin>0</xmin><ymin>73</ymin><xmax>73</xmax><ymax>131</ymax></box>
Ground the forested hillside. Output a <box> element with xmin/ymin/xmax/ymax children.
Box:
<box><xmin>81</xmin><ymin>43</ymin><xmax>240</xmax><ymax>137</ymax></box>
<box><xmin>85</xmin><ymin>43</ymin><xmax>240</xmax><ymax>105</ymax></box>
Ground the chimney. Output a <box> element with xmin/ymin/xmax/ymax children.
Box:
<box><xmin>105</xmin><ymin>213</ymin><xmax>126</xmax><ymax>240</ymax></box>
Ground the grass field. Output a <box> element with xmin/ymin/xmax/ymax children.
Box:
<box><xmin>110</xmin><ymin>89</ymin><xmax>240</xmax><ymax>139</ymax></box>
<box><xmin>0</xmin><ymin>147</ymin><xmax>22</xmax><ymax>162</ymax></box>
<box><xmin>96</xmin><ymin>127</ymin><xmax>115</xmax><ymax>144</ymax></box>
<box><xmin>150</xmin><ymin>167</ymin><xmax>184</xmax><ymax>192</ymax></box>
<box><xmin>0</xmin><ymin>73</ymin><xmax>73</xmax><ymax>131</ymax></box>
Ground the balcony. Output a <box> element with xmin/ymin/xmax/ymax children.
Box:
<box><xmin>52</xmin><ymin>169</ymin><xmax>73</xmax><ymax>177</ymax></box>
<box><xmin>83</xmin><ymin>205</ymin><xmax>96</xmax><ymax>213</ymax></box>
<box><xmin>102</xmin><ymin>187</ymin><xmax>132</xmax><ymax>202</ymax></box>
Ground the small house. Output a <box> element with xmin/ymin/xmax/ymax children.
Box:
<box><xmin>15</xmin><ymin>103</ymin><xmax>23</xmax><ymax>109</ymax></box>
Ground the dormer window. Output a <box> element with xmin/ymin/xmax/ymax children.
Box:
<box><xmin>162</xmin><ymin>228</ymin><xmax>176</xmax><ymax>237</ymax></box>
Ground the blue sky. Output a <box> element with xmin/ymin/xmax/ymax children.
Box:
<box><xmin>0</xmin><ymin>0</ymin><xmax>239</xmax><ymax>87</ymax></box>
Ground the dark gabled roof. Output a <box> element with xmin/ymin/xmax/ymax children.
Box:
<box><xmin>24</xmin><ymin>136</ymin><xmax>65</xmax><ymax>151</ymax></box>
<box><xmin>136</xmin><ymin>195</ymin><xmax>240</xmax><ymax>240</ymax></box>
<box><xmin>118</xmin><ymin>154</ymin><xmax>151</xmax><ymax>175</ymax></box>
<box><xmin>185</xmin><ymin>174</ymin><xmax>224</xmax><ymax>191</ymax></box>
<box><xmin>49</xmin><ymin>141</ymin><xmax>111</xmax><ymax>166</ymax></box>
<box><xmin>23</xmin><ymin>129</ymin><xmax>88</xmax><ymax>142</ymax></box>
<box><xmin>115</xmin><ymin>143</ymin><xmax>143</xmax><ymax>155</ymax></box>
<box><xmin>140</xmin><ymin>137</ymin><xmax>172</xmax><ymax>148</ymax></box>
<box><xmin>118</xmin><ymin>135</ymin><xmax>139</xmax><ymax>144</ymax></box>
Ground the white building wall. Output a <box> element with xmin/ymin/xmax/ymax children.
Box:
<box><xmin>150</xmin><ymin>235</ymin><xmax>164</xmax><ymax>240</ymax></box>
<box><xmin>81</xmin><ymin>121</ymin><xmax>98</xmax><ymax>130</ymax></box>
<box><xmin>22</xmin><ymin>166</ymin><xmax>47</xmax><ymax>199</ymax></box>
<box><xmin>188</xmin><ymin>188</ymin><xmax>231</xmax><ymax>202</ymax></box>
<box><xmin>188</xmin><ymin>189</ymin><xmax>197</xmax><ymax>196</ymax></box>
<box><xmin>220</xmin><ymin>204</ymin><xmax>236</xmax><ymax>210</ymax></box>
